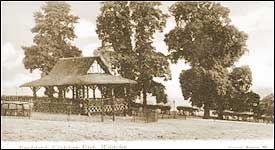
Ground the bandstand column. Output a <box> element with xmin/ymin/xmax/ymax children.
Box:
<box><xmin>63</xmin><ymin>86</ymin><xmax>66</xmax><ymax>98</ymax></box>
<box><xmin>82</xmin><ymin>85</ymin><xmax>85</xmax><ymax>99</ymax></box>
<box><xmin>72</xmin><ymin>86</ymin><xmax>75</xmax><ymax>99</ymax></box>
<box><xmin>92</xmin><ymin>86</ymin><xmax>96</xmax><ymax>99</ymax></box>
<box><xmin>124</xmin><ymin>86</ymin><xmax>127</xmax><ymax>97</ymax></box>
<box><xmin>86</xmin><ymin>85</ymin><xmax>89</xmax><ymax>98</ymax></box>
<box><xmin>31</xmin><ymin>87</ymin><xmax>37</xmax><ymax>98</ymax></box>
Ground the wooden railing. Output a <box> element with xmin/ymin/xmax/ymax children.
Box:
<box><xmin>1</xmin><ymin>96</ymin><xmax>129</xmax><ymax>116</ymax></box>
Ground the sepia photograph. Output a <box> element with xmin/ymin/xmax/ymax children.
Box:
<box><xmin>1</xmin><ymin>1</ymin><xmax>274</xmax><ymax>149</ymax></box>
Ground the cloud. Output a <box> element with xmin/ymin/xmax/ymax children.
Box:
<box><xmin>230</xmin><ymin>5</ymin><xmax>274</xmax><ymax>33</ymax></box>
<box><xmin>75</xmin><ymin>19</ymin><xmax>97</xmax><ymax>39</ymax></box>
<box><xmin>236</xmin><ymin>51</ymin><xmax>274</xmax><ymax>90</ymax></box>
<box><xmin>1</xmin><ymin>42</ymin><xmax>22</xmax><ymax>68</ymax></box>
<box><xmin>1</xmin><ymin>2</ymin><xmax>274</xmax><ymax>101</ymax></box>
<box><xmin>80</xmin><ymin>43</ymin><xmax>101</xmax><ymax>56</ymax></box>
<box><xmin>226</xmin><ymin>3</ymin><xmax>274</xmax><ymax>96</ymax></box>
<box><xmin>153</xmin><ymin>60</ymin><xmax>191</xmax><ymax>106</ymax></box>
<box><xmin>1</xmin><ymin>42</ymin><xmax>40</xmax><ymax>94</ymax></box>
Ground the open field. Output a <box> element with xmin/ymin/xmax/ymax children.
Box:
<box><xmin>1</xmin><ymin>113</ymin><xmax>274</xmax><ymax>141</ymax></box>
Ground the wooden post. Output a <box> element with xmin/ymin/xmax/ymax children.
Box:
<box><xmin>29</xmin><ymin>98</ymin><xmax>32</xmax><ymax>119</ymax></box>
<box><xmin>86</xmin><ymin>86</ymin><xmax>89</xmax><ymax>98</ymax></box>
<box><xmin>100</xmin><ymin>86</ymin><xmax>104</xmax><ymax>98</ymax></box>
<box><xmin>67</xmin><ymin>101</ymin><xmax>72</xmax><ymax>122</ymax></box>
<box><xmin>92</xmin><ymin>86</ymin><xmax>96</xmax><ymax>99</ymax></box>
<box><xmin>63</xmin><ymin>87</ymin><xmax>66</xmax><ymax>98</ymax></box>
<box><xmin>72</xmin><ymin>86</ymin><xmax>75</xmax><ymax>99</ymax></box>
<box><xmin>58</xmin><ymin>86</ymin><xmax>65</xmax><ymax>99</ymax></box>
<box><xmin>124</xmin><ymin>86</ymin><xmax>127</xmax><ymax>98</ymax></box>
<box><xmin>76</xmin><ymin>86</ymin><xmax>79</xmax><ymax>99</ymax></box>
<box><xmin>31</xmin><ymin>87</ymin><xmax>37</xmax><ymax>98</ymax></box>
<box><xmin>101</xmin><ymin>98</ymin><xmax>104</xmax><ymax>122</ymax></box>
<box><xmin>112</xmin><ymin>86</ymin><xmax>115</xmax><ymax>122</ymax></box>
<box><xmin>112</xmin><ymin>96</ymin><xmax>115</xmax><ymax>121</ymax></box>
<box><xmin>82</xmin><ymin>85</ymin><xmax>85</xmax><ymax>99</ymax></box>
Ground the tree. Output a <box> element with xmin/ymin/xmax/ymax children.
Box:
<box><xmin>179</xmin><ymin>65</ymin><xmax>230</xmax><ymax>119</ymax></box>
<box><xmin>165</xmin><ymin>2</ymin><xmax>248</xmax><ymax>118</ymax></box>
<box><xmin>22</xmin><ymin>2</ymin><xmax>81</xmax><ymax>97</ymax></box>
<box><xmin>149</xmin><ymin>81</ymin><xmax>168</xmax><ymax>104</ymax></box>
<box><xmin>96</xmin><ymin>2</ymin><xmax>135</xmax><ymax>80</ymax></box>
<box><xmin>260</xmin><ymin>93</ymin><xmax>274</xmax><ymax>116</ymax></box>
<box><xmin>130</xmin><ymin>2</ymin><xmax>170</xmax><ymax>105</ymax></box>
<box><xmin>228</xmin><ymin>66</ymin><xmax>254</xmax><ymax>112</ymax></box>
<box><xmin>245</xmin><ymin>91</ymin><xmax>260</xmax><ymax>113</ymax></box>
<box><xmin>96</xmin><ymin>1</ymin><xmax>171</xmax><ymax>105</ymax></box>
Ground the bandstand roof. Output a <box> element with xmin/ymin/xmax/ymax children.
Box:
<box><xmin>20</xmin><ymin>56</ymin><xmax>137</xmax><ymax>87</ymax></box>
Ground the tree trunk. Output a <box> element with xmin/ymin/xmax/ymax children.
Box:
<box><xmin>203</xmin><ymin>105</ymin><xmax>210</xmax><ymax>119</ymax></box>
<box><xmin>142</xmin><ymin>88</ymin><xmax>147</xmax><ymax>105</ymax></box>
<box><xmin>217</xmin><ymin>109</ymin><xmax>224</xmax><ymax>120</ymax></box>
<box><xmin>217</xmin><ymin>100</ymin><xmax>224</xmax><ymax>120</ymax></box>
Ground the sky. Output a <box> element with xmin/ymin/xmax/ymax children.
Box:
<box><xmin>1</xmin><ymin>1</ymin><xmax>274</xmax><ymax>106</ymax></box>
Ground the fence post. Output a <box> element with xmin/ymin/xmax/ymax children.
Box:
<box><xmin>112</xmin><ymin>96</ymin><xmax>115</xmax><ymax>122</ymax></box>
<box><xmin>67</xmin><ymin>101</ymin><xmax>72</xmax><ymax>121</ymax></box>
<box><xmin>101</xmin><ymin>98</ymin><xmax>104</xmax><ymax>122</ymax></box>
<box><xmin>29</xmin><ymin>98</ymin><xmax>32</xmax><ymax>119</ymax></box>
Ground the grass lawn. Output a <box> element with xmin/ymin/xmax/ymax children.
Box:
<box><xmin>1</xmin><ymin>112</ymin><xmax>274</xmax><ymax>141</ymax></box>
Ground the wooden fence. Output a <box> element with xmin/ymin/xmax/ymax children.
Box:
<box><xmin>1</xmin><ymin>95</ymin><xmax>76</xmax><ymax>115</ymax></box>
<box><xmin>1</xmin><ymin>101</ymin><xmax>32</xmax><ymax>117</ymax></box>
<box><xmin>129</xmin><ymin>102</ymin><xmax>173</xmax><ymax>122</ymax></box>
<box><xmin>1</xmin><ymin>96</ymin><xmax>128</xmax><ymax>120</ymax></box>
<box><xmin>131</xmin><ymin>106</ymin><xmax>158</xmax><ymax>123</ymax></box>
<box><xmin>1</xmin><ymin>96</ymin><xmax>190</xmax><ymax>123</ymax></box>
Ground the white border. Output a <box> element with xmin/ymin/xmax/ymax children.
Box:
<box><xmin>1</xmin><ymin>140</ymin><xmax>274</xmax><ymax>149</ymax></box>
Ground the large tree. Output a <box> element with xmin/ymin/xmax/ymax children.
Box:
<box><xmin>259</xmin><ymin>93</ymin><xmax>274</xmax><ymax>117</ymax></box>
<box><xmin>22</xmin><ymin>2</ymin><xmax>81</xmax><ymax>97</ymax></box>
<box><xmin>165</xmin><ymin>2</ymin><xmax>248</xmax><ymax>118</ymax></box>
<box><xmin>96</xmin><ymin>1</ymin><xmax>171</xmax><ymax>105</ymax></box>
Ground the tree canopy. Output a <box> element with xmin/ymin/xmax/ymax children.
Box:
<box><xmin>259</xmin><ymin>93</ymin><xmax>274</xmax><ymax>116</ymax></box>
<box><xmin>22</xmin><ymin>1</ymin><xmax>81</xmax><ymax>75</ymax></box>
<box><xmin>96</xmin><ymin>1</ymin><xmax>171</xmax><ymax>104</ymax></box>
<box><xmin>22</xmin><ymin>2</ymin><xmax>81</xmax><ymax>97</ymax></box>
<box><xmin>165</xmin><ymin>2</ymin><xmax>248</xmax><ymax>69</ymax></box>
<box><xmin>229</xmin><ymin>66</ymin><xmax>252</xmax><ymax>93</ymax></box>
<box><xmin>227</xmin><ymin>66</ymin><xmax>256</xmax><ymax>112</ymax></box>
<box><xmin>165</xmin><ymin>2</ymin><xmax>250</xmax><ymax>118</ymax></box>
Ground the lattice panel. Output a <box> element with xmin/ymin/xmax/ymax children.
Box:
<box><xmin>88</xmin><ymin>106</ymin><xmax>102</xmax><ymax>113</ymax></box>
<box><xmin>86</xmin><ymin>103</ymin><xmax>128</xmax><ymax>114</ymax></box>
